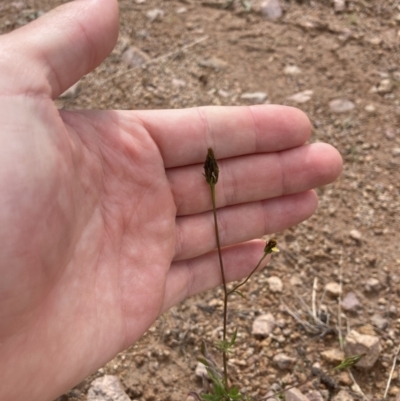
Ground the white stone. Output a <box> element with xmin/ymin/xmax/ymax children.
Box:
<box><xmin>172</xmin><ymin>78</ymin><xmax>186</xmax><ymax>88</ymax></box>
<box><xmin>377</xmin><ymin>79</ymin><xmax>393</xmax><ymax>94</ymax></box>
<box><xmin>329</xmin><ymin>99</ymin><xmax>355</xmax><ymax>113</ymax></box>
<box><xmin>333</xmin><ymin>0</ymin><xmax>346</xmax><ymax>12</ymax></box>
<box><xmin>287</xmin><ymin>90</ymin><xmax>313</xmax><ymax>103</ymax></box>
<box><xmin>267</xmin><ymin>276</ymin><xmax>283</xmax><ymax>293</ymax></box>
<box><xmin>290</xmin><ymin>275</ymin><xmax>303</xmax><ymax>286</ymax></box>
<box><xmin>252</xmin><ymin>313</ymin><xmax>275</xmax><ymax>337</ymax></box>
<box><xmin>121</xmin><ymin>46</ymin><xmax>151</xmax><ymax>68</ymax></box>
<box><xmin>371</xmin><ymin>313</ymin><xmax>388</xmax><ymax>330</ymax></box>
<box><xmin>392</xmin><ymin>148</ymin><xmax>400</xmax><ymax>157</ymax></box>
<box><xmin>365</xmin><ymin>278</ymin><xmax>381</xmax><ymax>292</ymax></box>
<box><xmin>284</xmin><ymin>65</ymin><xmax>302</xmax><ymax>75</ymax></box>
<box><xmin>195</xmin><ymin>362</ymin><xmax>208</xmax><ymax>378</ymax></box>
<box><xmin>349</xmin><ymin>229</ymin><xmax>362</xmax><ymax>240</ymax></box>
<box><xmin>261</xmin><ymin>0</ymin><xmax>282</xmax><ymax>20</ymax></box>
<box><xmin>198</xmin><ymin>57</ymin><xmax>228</xmax><ymax>70</ymax></box>
<box><xmin>344</xmin><ymin>330</ymin><xmax>380</xmax><ymax>369</ymax></box>
<box><xmin>240</xmin><ymin>92</ymin><xmax>268</xmax><ymax>104</ymax></box>
<box><xmin>285</xmin><ymin>387</ymin><xmax>308</xmax><ymax>401</ymax></box>
<box><xmin>321</xmin><ymin>348</ymin><xmax>344</xmax><ymax>364</ymax></box>
<box><xmin>325</xmin><ymin>282</ymin><xmax>341</xmax><ymax>297</ymax></box>
<box><xmin>273</xmin><ymin>353</ymin><xmax>295</xmax><ymax>370</ymax></box>
<box><xmin>146</xmin><ymin>8</ymin><xmax>164</xmax><ymax>22</ymax></box>
<box><xmin>365</xmin><ymin>104</ymin><xmax>376</xmax><ymax>113</ymax></box>
<box><xmin>87</xmin><ymin>375</ymin><xmax>131</xmax><ymax>401</ymax></box>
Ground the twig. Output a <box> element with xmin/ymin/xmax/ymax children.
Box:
<box><xmin>383</xmin><ymin>344</ymin><xmax>400</xmax><ymax>399</ymax></box>
<box><xmin>312</xmin><ymin>277</ymin><xmax>318</xmax><ymax>322</ymax></box>
<box><xmin>338</xmin><ymin>254</ymin><xmax>344</xmax><ymax>350</ymax></box>
<box><xmin>98</xmin><ymin>36</ymin><xmax>208</xmax><ymax>86</ymax></box>
<box><xmin>348</xmin><ymin>370</ymin><xmax>369</xmax><ymax>400</ymax></box>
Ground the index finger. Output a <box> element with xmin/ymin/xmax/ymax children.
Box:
<box><xmin>124</xmin><ymin>105</ymin><xmax>311</xmax><ymax>168</ymax></box>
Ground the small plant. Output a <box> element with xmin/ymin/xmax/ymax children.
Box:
<box><xmin>199</xmin><ymin>148</ymin><xmax>279</xmax><ymax>401</ymax></box>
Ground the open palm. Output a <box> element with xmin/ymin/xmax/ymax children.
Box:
<box><xmin>0</xmin><ymin>1</ymin><xmax>342</xmax><ymax>400</ymax></box>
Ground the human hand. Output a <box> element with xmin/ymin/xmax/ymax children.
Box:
<box><xmin>0</xmin><ymin>1</ymin><xmax>342</xmax><ymax>400</ymax></box>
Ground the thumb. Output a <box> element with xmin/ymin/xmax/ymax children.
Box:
<box><xmin>0</xmin><ymin>0</ymin><xmax>119</xmax><ymax>99</ymax></box>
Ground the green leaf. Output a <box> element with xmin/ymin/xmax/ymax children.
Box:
<box><xmin>197</xmin><ymin>358</ymin><xmax>210</xmax><ymax>367</ymax></box>
<box><xmin>229</xmin><ymin>328</ymin><xmax>238</xmax><ymax>346</ymax></box>
<box><xmin>232</xmin><ymin>290</ymin><xmax>246</xmax><ymax>299</ymax></box>
<box><xmin>334</xmin><ymin>353</ymin><xmax>366</xmax><ymax>370</ymax></box>
<box><xmin>228</xmin><ymin>386</ymin><xmax>242</xmax><ymax>399</ymax></box>
<box><xmin>205</xmin><ymin>367</ymin><xmax>224</xmax><ymax>388</ymax></box>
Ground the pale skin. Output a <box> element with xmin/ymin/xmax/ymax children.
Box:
<box><xmin>0</xmin><ymin>0</ymin><xmax>343</xmax><ymax>400</ymax></box>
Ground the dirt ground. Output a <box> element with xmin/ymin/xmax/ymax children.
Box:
<box><xmin>2</xmin><ymin>0</ymin><xmax>400</xmax><ymax>400</ymax></box>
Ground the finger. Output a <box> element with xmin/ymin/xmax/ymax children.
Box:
<box><xmin>0</xmin><ymin>0</ymin><xmax>119</xmax><ymax>98</ymax></box>
<box><xmin>162</xmin><ymin>240</ymin><xmax>268</xmax><ymax>313</ymax></box>
<box><xmin>128</xmin><ymin>105</ymin><xmax>311</xmax><ymax>168</ymax></box>
<box><xmin>168</xmin><ymin>142</ymin><xmax>342</xmax><ymax>215</ymax></box>
<box><xmin>174</xmin><ymin>191</ymin><xmax>317</xmax><ymax>261</ymax></box>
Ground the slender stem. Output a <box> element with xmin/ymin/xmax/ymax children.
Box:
<box><xmin>228</xmin><ymin>252</ymin><xmax>268</xmax><ymax>296</ymax></box>
<box><xmin>210</xmin><ymin>184</ymin><xmax>228</xmax><ymax>391</ymax></box>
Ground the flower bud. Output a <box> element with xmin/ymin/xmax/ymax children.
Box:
<box><xmin>204</xmin><ymin>148</ymin><xmax>219</xmax><ymax>186</ymax></box>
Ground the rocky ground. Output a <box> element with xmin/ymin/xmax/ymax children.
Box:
<box><xmin>2</xmin><ymin>0</ymin><xmax>400</xmax><ymax>400</ymax></box>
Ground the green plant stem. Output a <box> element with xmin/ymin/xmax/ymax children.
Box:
<box><xmin>228</xmin><ymin>252</ymin><xmax>268</xmax><ymax>296</ymax></box>
<box><xmin>210</xmin><ymin>183</ymin><xmax>229</xmax><ymax>391</ymax></box>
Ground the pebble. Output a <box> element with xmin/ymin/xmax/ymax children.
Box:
<box><xmin>321</xmin><ymin>348</ymin><xmax>344</xmax><ymax>364</ymax></box>
<box><xmin>392</xmin><ymin>147</ymin><xmax>400</xmax><ymax>157</ymax></box>
<box><xmin>121</xmin><ymin>46</ymin><xmax>151</xmax><ymax>68</ymax></box>
<box><xmin>344</xmin><ymin>330</ymin><xmax>380</xmax><ymax>369</ymax></box>
<box><xmin>146</xmin><ymin>8</ymin><xmax>164</xmax><ymax>22</ymax></box>
<box><xmin>342</xmin><ymin>292</ymin><xmax>361</xmax><ymax>312</ymax></box>
<box><xmin>273</xmin><ymin>353</ymin><xmax>295</xmax><ymax>370</ymax></box>
<box><xmin>377</xmin><ymin>79</ymin><xmax>393</xmax><ymax>94</ymax></box>
<box><xmin>261</xmin><ymin>0</ymin><xmax>282</xmax><ymax>20</ymax></box>
<box><xmin>287</xmin><ymin>90</ymin><xmax>313</xmax><ymax>103</ymax></box>
<box><xmin>337</xmin><ymin>371</ymin><xmax>352</xmax><ymax>386</ymax></box>
<box><xmin>332</xmin><ymin>390</ymin><xmax>354</xmax><ymax>401</ymax></box>
<box><xmin>385</xmin><ymin>129</ymin><xmax>395</xmax><ymax>140</ymax></box>
<box><xmin>324</xmin><ymin>282</ymin><xmax>341</xmax><ymax>297</ymax></box>
<box><xmin>198</xmin><ymin>57</ymin><xmax>228</xmax><ymax>70</ymax></box>
<box><xmin>266</xmin><ymin>276</ymin><xmax>283</xmax><ymax>293</ymax></box>
<box><xmin>284</xmin><ymin>65</ymin><xmax>302</xmax><ymax>75</ymax></box>
<box><xmin>172</xmin><ymin>78</ymin><xmax>186</xmax><ymax>88</ymax></box>
<box><xmin>218</xmin><ymin>89</ymin><xmax>230</xmax><ymax>98</ymax></box>
<box><xmin>285</xmin><ymin>387</ymin><xmax>308</xmax><ymax>401</ymax></box>
<box><xmin>306</xmin><ymin>391</ymin><xmax>324</xmax><ymax>401</ymax></box>
<box><xmin>333</xmin><ymin>0</ymin><xmax>346</xmax><ymax>12</ymax></box>
<box><xmin>87</xmin><ymin>375</ymin><xmax>131</xmax><ymax>401</ymax></box>
<box><xmin>290</xmin><ymin>275</ymin><xmax>303</xmax><ymax>286</ymax></box>
<box><xmin>349</xmin><ymin>229</ymin><xmax>362</xmax><ymax>241</ymax></box>
<box><xmin>365</xmin><ymin>104</ymin><xmax>376</xmax><ymax>113</ymax></box>
<box><xmin>252</xmin><ymin>313</ymin><xmax>275</xmax><ymax>337</ymax></box>
<box><xmin>240</xmin><ymin>92</ymin><xmax>268</xmax><ymax>104</ymax></box>
<box><xmin>365</xmin><ymin>278</ymin><xmax>381</xmax><ymax>292</ymax></box>
<box><xmin>369</xmin><ymin>37</ymin><xmax>382</xmax><ymax>46</ymax></box>
<box><xmin>329</xmin><ymin>99</ymin><xmax>355</xmax><ymax>113</ymax></box>
<box><xmin>195</xmin><ymin>362</ymin><xmax>208</xmax><ymax>378</ymax></box>
<box><xmin>371</xmin><ymin>313</ymin><xmax>388</xmax><ymax>330</ymax></box>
